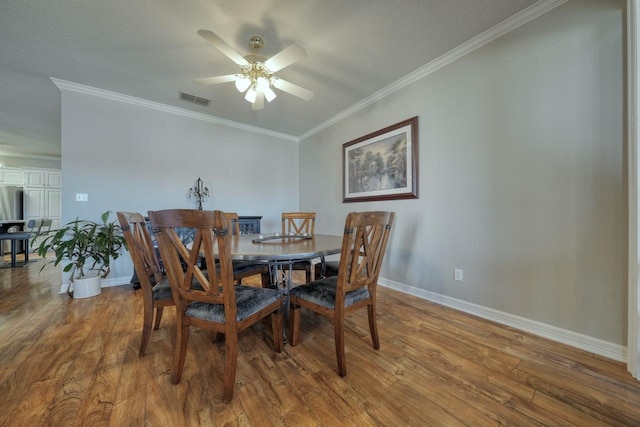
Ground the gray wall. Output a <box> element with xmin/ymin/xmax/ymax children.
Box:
<box><xmin>299</xmin><ymin>0</ymin><xmax>626</xmax><ymax>344</ymax></box>
<box><xmin>60</xmin><ymin>89</ymin><xmax>300</xmax><ymax>280</ymax></box>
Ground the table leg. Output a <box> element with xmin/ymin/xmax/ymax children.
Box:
<box><xmin>268</xmin><ymin>260</ymin><xmax>295</xmax><ymax>344</ymax></box>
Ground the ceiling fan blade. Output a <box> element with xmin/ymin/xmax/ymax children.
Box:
<box><xmin>272</xmin><ymin>78</ymin><xmax>314</xmax><ymax>101</ymax></box>
<box><xmin>252</xmin><ymin>91</ymin><xmax>265</xmax><ymax>110</ymax></box>
<box><xmin>264</xmin><ymin>43</ymin><xmax>307</xmax><ymax>72</ymax></box>
<box><xmin>197</xmin><ymin>30</ymin><xmax>249</xmax><ymax>66</ymax></box>
<box><xmin>193</xmin><ymin>74</ymin><xmax>238</xmax><ymax>86</ymax></box>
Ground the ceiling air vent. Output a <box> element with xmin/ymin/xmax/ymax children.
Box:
<box><xmin>179</xmin><ymin>91</ymin><xmax>210</xmax><ymax>106</ymax></box>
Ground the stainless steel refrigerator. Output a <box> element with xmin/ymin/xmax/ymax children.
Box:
<box><xmin>0</xmin><ymin>185</ymin><xmax>24</xmax><ymax>253</ymax></box>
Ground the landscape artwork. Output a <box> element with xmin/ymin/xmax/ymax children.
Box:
<box><xmin>343</xmin><ymin>116</ymin><xmax>418</xmax><ymax>202</ymax></box>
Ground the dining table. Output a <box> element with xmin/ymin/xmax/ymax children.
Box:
<box><xmin>228</xmin><ymin>233</ymin><xmax>342</xmax><ymax>289</ymax></box>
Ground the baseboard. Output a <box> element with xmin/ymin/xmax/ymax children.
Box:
<box><xmin>378</xmin><ymin>278</ymin><xmax>627</xmax><ymax>363</ymax></box>
<box><xmin>58</xmin><ymin>275</ymin><xmax>132</xmax><ymax>294</ymax></box>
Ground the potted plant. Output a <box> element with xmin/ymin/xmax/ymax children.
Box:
<box><xmin>35</xmin><ymin>211</ymin><xmax>127</xmax><ymax>298</ymax></box>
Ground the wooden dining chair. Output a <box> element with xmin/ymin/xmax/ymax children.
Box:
<box><xmin>40</xmin><ymin>219</ymin><xmax>53</xmax><ymax>233</ymax></box>
<box><xmin>281</xmin><ymin>212</ymin><xmax>316</xmax><ymax>282</ymax></box>
<box><xmin>289</xmin><ymin>211</ymin><xmax>395</xmax><ymax>376</ymax></box>
<box><xmin>25</xmin><ymin>219</ymin><xmax>43</xmax><ymax>252</ymax></box>
<box><xmin>224</xmin><ymin>212</ymin><xmax>269</xmax><ymax>284</ymax></box>
<box><xmin>148</xmin><ymin>209</ymin><xmax>283</xmax><ymax>403</ymax></box>
<box><xmin>117</xmin><ymin>211</ymin><xmax>174</xmax><ymax>357</ymax></box>
<box><xmin>26</xmin><ymin>219</ymin><xmax>42</xmax><ymax>235</ymax></box>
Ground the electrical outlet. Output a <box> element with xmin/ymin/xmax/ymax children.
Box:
<box><xmin>454</xmin><ymin>269</ymin><xmax>463</xmax><ymax>282</ymax></box>
<box><xmin>75</xmin><ymin>193</ymin><xmax>88</xmax><ymax>202</ymax></box>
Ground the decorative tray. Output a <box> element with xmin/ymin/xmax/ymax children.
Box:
<box><xmin>252</xmin><ymin>234</ymin><xmax>312</xmax><ymax>243</ymax></box>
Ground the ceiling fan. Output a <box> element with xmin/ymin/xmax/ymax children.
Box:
<box><xmin>194</xmin><ymin>30</ymin><xmax>314</xmax><ymax>110</ymax></box>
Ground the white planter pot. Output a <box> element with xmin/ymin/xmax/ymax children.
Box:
<box><xmin>72</xmin><ymin>275</ymin><xmax>101</xmax><ymax>299</ymax></box>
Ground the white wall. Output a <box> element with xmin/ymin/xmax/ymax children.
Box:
<box><xmin>300</xmin><ymin>0</ymin><xmax>626</xmax><ymax>346</ymax></box>
<box><xmin>60</xmin><ymin>89</ymin><xmax>299</xmax><ymax>281</ymax></box>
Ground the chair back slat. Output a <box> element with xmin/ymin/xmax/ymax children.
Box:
<box><xmin>224</xmin><ymin>212</ymin><xmax>241</xmax><ymax>235</ymax></box>
<box><xmin>117</xmin><ymin>212</ymin><xmax>163</xmax><ymax>287</ymax></box>
<box><xmin>149</xmin><ymin>209</ymin><xmax>236</xmax><ymax>308</ymax></box>
<box><xmin>338</xmin><ymin>211</ymin><xmax>394</xmax><ymax>295</ymax></box>
<box><xmin>282</xmin><ymin>212</ymin><xmax>315</xmax><ymax>235</ymax></box>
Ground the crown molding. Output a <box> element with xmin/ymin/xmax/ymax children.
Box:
<box><xmin>299</xmin><ymin>0</ymin><xmax>567</xmax><ymax>142</ymax></box>
<box><xmin>0</xmin><ymin>152</ymin><xmax>61</xmax><ymax>161</ymax></box>
<box><xmin>50</xmin><ymin>78</ymin><xmax>299</xmax><ymax>142</ymax></box>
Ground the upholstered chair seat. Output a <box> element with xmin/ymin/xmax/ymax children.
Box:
<box><xmin>187</xmin><ymin>285</ymin><xmax>281</xmax><ymax>322</ymax></box>
<box><xmin>290</xmin><ymin>276</ymin><xmax>369</xmax><ymax>309</ymax></box>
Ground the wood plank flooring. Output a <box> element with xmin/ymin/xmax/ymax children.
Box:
<box><xmin>1</xmin><ymin>257</ymin><xmax>640</xmax><ymax>425</ymax></box>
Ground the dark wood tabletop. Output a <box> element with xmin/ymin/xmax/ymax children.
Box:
<box><xmin>228</xmin><ymin>233</ymin><xmax>342</xmax><ymax>262</ymax></box>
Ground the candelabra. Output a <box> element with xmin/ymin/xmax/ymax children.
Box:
<box><xmin>188</xmin><ymin>177</ymin><xmax>210</xmax><ymax>210</ymax></box>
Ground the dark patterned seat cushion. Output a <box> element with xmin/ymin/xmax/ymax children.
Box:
<box><xmin>151</xmin><ymin>278</ymin><xmax>173</xmax><ymax>301</ymax></box>
<box><xmin>289</xmin><ymin>276</ymin><xmax>369</xmax><ymax>309</ymax></box>
<box><xmin>185</xmin><ymin>286</ymin><xmax>281</xmax><ymax>322</ymax></box>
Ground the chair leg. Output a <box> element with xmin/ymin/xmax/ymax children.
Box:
<box><xmin>222</xmin><ymin>333</ymin><xmax>238</xmax><ymax>403</ymax></box>
<box><xmin>335</xmin><ymin>314</ymin><xmax>347</xmax><ymax>377</ymax></box>
<box><xmin>305</xmin><ymin>266</ymin><xmax>311</xmax><ymax>283</ymax></box>
<box><xmin>289</xmin><ymin>304</ymin><xmax>301</xmax><ymax>346</ymax></box>
<box><xmin>139</xmin><ymin>291</ymin><xmax>154</xmax><ymax>357</ymax></box>
<box><xmin>368</xmin><ymin>303</ymin><xmax>380</xmax><ymax>350</ymax></box>
<box><xmin>11</xmin><ymin>240</ymin><xmax>17</xmax><ymax>267</ymax></box>
<box><xmin>261</xmin><ymin>271</ymin><xmax>272</xmax><ymax>288</ymax></box>
<box><xmin>23</xmin><ymin>239</ymin><xmax>29</xmax><ymax>263</ymax></box>
<box><xmin>171</xmin><ymin>320</ymin><xmax>189</xmax><ymax>384</ymax></box>
<box><xmin>153</xmin><ymin>307</ymin><xmax>164</xmax><ymax>330</ymax></box>
<box><xmin>271</xmin><ymin>311</ymin><xmax>283</xmax><ymax>353</ymax></box>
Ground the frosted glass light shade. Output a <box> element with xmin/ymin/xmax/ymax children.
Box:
<box><xmin>235</xmin><ymin>76</ymin><xmax>251</xmax><ymax>93</ymax></box>
<box><xmin>245</xmin><ymin>88</ymin><xmax>257</xmax><ymax>103</ymax></box>
<box><xmin>264</xmin><ymin>86</ymin><xmax>276</xmax><ymax>102</ymax></box>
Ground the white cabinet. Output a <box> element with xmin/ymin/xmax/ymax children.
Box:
<box><xmin>0</xmin><ymin>167</ymin><xmax>24</xmax><ymax>185</ymax></box>
<box><xmin>24</xmin><ymin>188</ymin><xmax>45</xmax><ymax>218</ymax></box>
<box><xmin>23</xmin><ymin>169</ymin><xmax>61</xmax><ymax>188</ymax></box>
<box><xmin>23</xmin><ymin>169</ymin><xmax>62</xmax><ymax>232</ymax></box>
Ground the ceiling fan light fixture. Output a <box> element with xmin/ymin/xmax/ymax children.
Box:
<box><xmin>245</xmin><ymin>87</ymin><xmax>257</xmax><ymax>103</ymax></box>
<box><xmin>235</xmin><ymin>76</ymin><xmax>251</xmax><ymax>93</ymax></box>
<box><xmin>196</xmin><ymin>30</ymin><xmax>314</xmax><ymax>108</ymax></box>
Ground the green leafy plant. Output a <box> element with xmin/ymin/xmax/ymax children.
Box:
<box><xmin>35</xmin><ymin>211</ymin><xmax>127</xmax><ymax>280</ymax></box>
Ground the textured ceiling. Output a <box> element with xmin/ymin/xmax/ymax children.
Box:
<box><xmin>0</xmin><ymin>0</ymin><xmax>540</xmax><ymax>159</ymax></box>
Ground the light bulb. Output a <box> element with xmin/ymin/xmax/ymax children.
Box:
<box><xmin>235</xmin><ymin>76</ymin><xmax>251</xmax><ymax>93</ymax></box>
<box><xmin>245</xmin><ymin>88</ymin><xmax>257</xmax><ymax>103</ymax></box>
<box><xmin>264</xmin><ymin>86</ymin><xmax>277</xmax><ymax>102</ymax></box>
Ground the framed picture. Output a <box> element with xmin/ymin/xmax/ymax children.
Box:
<box><xmin>343</xmin><ymin>116</ymin><xmax>418</xmax><ymax>203</ymax></box>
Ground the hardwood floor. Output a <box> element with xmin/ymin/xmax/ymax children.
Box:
<box><xmin>1</xmin><ymin>257</ymin><xmax>640</xmax><ymax>426</ymax></box>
